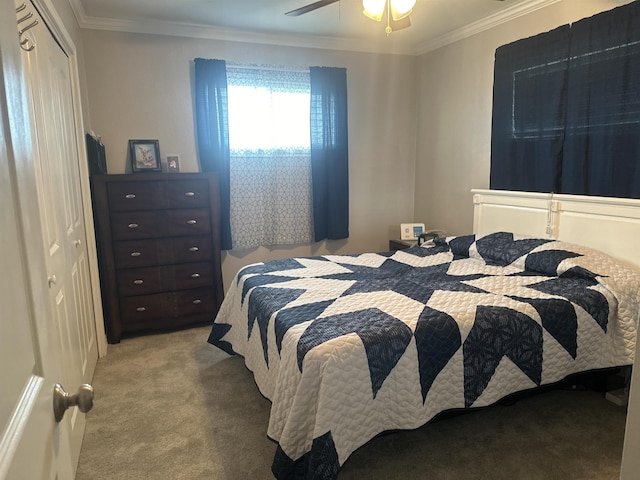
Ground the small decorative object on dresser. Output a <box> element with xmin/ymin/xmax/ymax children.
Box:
<box><xmin>167</xmin><ymin>154</ymin><xmax>180</xmax><ymax>173</ymax></box>
<box><xmin>90</xmin><ymin>172</ymin><xmax>224</xmax><ymax>343</ymax></box>
<box><xmin>129</xmin><ymin>139</ymin><xmax>161</xmax><ymax>172</ymax></box>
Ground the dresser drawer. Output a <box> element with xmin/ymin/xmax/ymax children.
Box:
<box><xmin>119</xmin><ymin>292</ymin><xmax>173</xmax><ymax>324</ymax></box>
<box><xmin>117</xmin><ymin>267</ymin><xmax>163</xmax><ymax>296</ymax></box>
<box><xmin>111</xmin><ymin>208</ymin><xmax>211</xmax><ymax>240</ymax></box>
<box><xmin>117</xmin><ymin>262</ymin><xmax>214</xmax><ymax>296</ymax></box>
<box><xmin>119</xmin><ymin>287</ymin><xmax>216</xmax><ymax>324</ymax></box>
<box><xmin>174</xmin><ymin>288</ymin><xmax>216</xmax><ymax>317</ymax></box>
<box><xmin>113</xmin><ymin>235</ymin><xmax>213</xmax><ymax>269</ymax></box>
<box><xmin>165</xmin><ymin>209</ymin><xmax>212</xmax><ymax>236</ymax></box>
<box><xmin>108</xmin><ymin>181</ymin><xmax>164</xmax><ymax>211</ymax></box>
<box><xmin>166</xmin><ymin>179</ymin><xmax>210</xmax><ymax>208</ymax></box>
<box><xmin>107</xmin><ymin>179</ymin><xmax>211</xmax><ymax>211</ymax></box>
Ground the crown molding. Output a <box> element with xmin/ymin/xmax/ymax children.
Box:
<box><xmin>68</xmin><ymin>0</ymin><xmax>88</xmax><ymax>25</ymax></box>
<box><xmin>69</xmin><ymin>0</ymin><xmax>561</xmax><ymax>56</ymax></box>
<box><xmin>415</xmin><ymin>0</ymin><xmax>562</xmax><ymax>55</ymax></box>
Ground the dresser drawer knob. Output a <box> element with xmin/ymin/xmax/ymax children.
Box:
<box><xmin>125</xmin><ymin>194</ymin><xmax>136</xmax><ymax>199</ymax></box>
<box><xmin>136</xmin><ymin>306</ymin><xmax>146</xmax><ymax>312</ymax></box>
<box><xmin>130</xmin><ymin>251</ymin><xmax>141</xmax><ymax>257</ymax></box>
<box><xmin>192</xmin><ymin>299</ymin><xmax>202</xmax><ymax>305</ymax></box>
<box><xmin>189</xmin><ymin>246</ymin><xmax>199</xmax><ymax>252</ymax></box>
<box><xmin>191</xmin><ymin>273</ymin><xmax>200</xmax><ymax>278</ymax></box>
<box><xmin>187</xmin><ymin>220</ymin><xmax>197</xmax><ymax>225</ymax></box>
<box><xmin>133</xmin><ymin>279</ymin><xmax>144</xmax><ymax>285</ymax></box>
<box><xmin>185</xmin><ymin>192</ymin><xmax>195</xmax><ymax>197</ymax></box>
<box><xmin>128</xmin><ymin>223</ymin><xmax>139</xmax><ymax>229</ymax></box>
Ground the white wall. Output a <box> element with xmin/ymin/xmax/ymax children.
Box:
<box><xmin>414</xmin><ymin>0</ymin><xmax>633</xmax><ymax>236</ymax></box>
<box><xmin>81</xmin><ymin>30</ymin><xmax>417</xmax><ymax>289</ymax></box>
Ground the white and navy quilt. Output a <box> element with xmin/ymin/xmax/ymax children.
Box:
<box><xmin>208</xmin><ymin>232</ymin><xmax>639</xmax><ymax>480</ymax></box>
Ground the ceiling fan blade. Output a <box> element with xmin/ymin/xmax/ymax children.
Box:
<box><xmin>285</xmin><ymin>0</ymin><xmax>341</xmax><ymax>16</ymax></box>
<box><xmin>390</xmin><ymin>15</ymin><xmax>411</xmax><ymax>31</ymax></box>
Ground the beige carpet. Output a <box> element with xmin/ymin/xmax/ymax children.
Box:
<box><xmin>76</xmin><ymin>326</ymin><xmax>628</xmax><ymax>479</ymax></box>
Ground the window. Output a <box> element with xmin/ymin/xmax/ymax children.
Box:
<box><xmin>511</xmin><ymin>42</ymin><xmax>640</xmax><ymax>139</ymax></box>
<box><xmin>194</xmin><ymin>59</ymin><xmax>349</xmax><ymax>250</ymax></box>
<box><xmin>227</xmin><ymin>69</ymin><xmax>310</xmax><ymax>152</ymax></box>
<box><xmin>490</xmin><ymin>2</ymin><xmax>640</xmax><ymax>199</ymax></box>
<box><xmin>226</xmin><ymin>66</ymin><xmax>314</xmax><ymax>249</ymax></box>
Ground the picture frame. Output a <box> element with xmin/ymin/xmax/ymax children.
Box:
<box><xmin>167</xmin><ymin>154</ymin><xmax>180</xmax><ymax>173</ymax></box>
<box><xmin>129</xmin><ymin>139</ymin><xmax>161</xmax><ymax>172</ymax></box>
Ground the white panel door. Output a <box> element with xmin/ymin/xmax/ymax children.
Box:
<box><xmin>17</xmin><ymin>0</ymin><xmax>99</xmax><ymax>466</ymax></box>
<box><xmin>0</xmin><ymin>2</ymin><xmax>71</xmax><ymax>478</ymax></box>
<box><xmin>0</xmin><ymin>0</ymin><xmax>99</xmax><ymax>478</ymax></box>
<box><xmin>0</xmin><ymin>134</ymin><xmax>70</xmax><ymax>480</ymax></box>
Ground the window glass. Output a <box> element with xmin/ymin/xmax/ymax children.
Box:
<box><xmin>227</xmin><ymin>67</ymin><xmax>310</xmax><ymax>153</ymax></box>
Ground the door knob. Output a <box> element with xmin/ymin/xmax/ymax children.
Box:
<box><xmin>53</xmin><ymin>383</ymin><xmax>94</xmax><ymax>422</ymax></box>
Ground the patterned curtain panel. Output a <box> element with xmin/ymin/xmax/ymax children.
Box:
<box><xmin>226</xmin><ymin>66</ymin><xmax>313</xmax><ymax>249</ymax></box>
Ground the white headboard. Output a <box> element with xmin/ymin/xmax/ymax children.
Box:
<box><xmin>472</xmin><ymin>189</ymin><xmax>640</xmax><ymax>270</ymax></box>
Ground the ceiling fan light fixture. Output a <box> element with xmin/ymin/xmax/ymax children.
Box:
<box><xmin>390</xmin><ymin>0</ymin><xmax>415</xmax><ymax>20</ymax></box>
<box><xmin>362</xmin><ymin>0</ymin><xmax>385</xmax><ymax>21</ymax></box>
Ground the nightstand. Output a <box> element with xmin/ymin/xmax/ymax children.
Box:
<box><xmin>389</xmin><ymin>239</ymin><xmax>417</xmax><ymax>251</ymax></box>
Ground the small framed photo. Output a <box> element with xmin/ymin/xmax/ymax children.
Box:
<box><xmin>167</xmin><ymin>154</ymin><xmax>180</xmax><ymax>173</ymax></box>
<box><xmin>129</xmin><ymin>139</ymin><xmax>161</xmax><ymax>172</ymax></box>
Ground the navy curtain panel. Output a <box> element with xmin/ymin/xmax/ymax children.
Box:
<box><xmin>561</xmin><ymin>4</ymin><xmax>640</xmax><ymax>198</ymax></box>
<box><xmin>490</xmin><ymin>1</ymin><xmax>640</xmax><ymax>199</ymax></box>
<box><xmin>309</xmin><ymin>66</ymin><xmax>349</xmax><ymax>242</ymax></box>
<box><xmin>490</xmin><ymin>25</ymin><xmax>570</xmax><ymax>193</ymax></box>
<box><xmin>194</xmin><ymin>58</ymin><xmax>232</xmax><ymax>250</ymax></box>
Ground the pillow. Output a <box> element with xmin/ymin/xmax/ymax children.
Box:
<box><xmin>475</xmin><ymin>232</ymin><xmax>551</xmax><ymax>266</ymax></box>
<box><xmin>435</xmin><ymin>234</ymin><xmax>475</xmax><ymax>259</ymax></box>
<box><xmin>436</xmin><ymin>233</ymin><xmax>601</xmax><ymax>280</ymax></box>
<box><xmin>523</xmin><ymin>249</ymin><xmax>583</xmax><ymax>277</ymax></box>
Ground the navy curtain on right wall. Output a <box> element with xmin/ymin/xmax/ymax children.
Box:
<box><xmin>490</xmin><ymin>1</ymin><xmax>640</xmax><ymax>199</ymax></box>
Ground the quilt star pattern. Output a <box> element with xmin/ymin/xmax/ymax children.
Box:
<box><xmin>208</xmin><ymin>232</ymin><xmax>640</xmax><ymax>480</ymax></box>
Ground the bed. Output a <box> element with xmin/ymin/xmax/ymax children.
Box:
<box><xmin>208</xmin><ymin>189</ymin><xmax>640</xmax><ymax>480</ymax></box>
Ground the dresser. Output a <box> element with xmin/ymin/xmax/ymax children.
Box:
<box><xmin>91</xmin><ymin>172</ymin><xmax>224</xmax><ymax>343</ymax></box>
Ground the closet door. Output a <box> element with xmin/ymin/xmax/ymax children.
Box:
<box><xmin>0</xmin><ymin>109</ymin><xmax>71</xmax><ymax>478</ymax></box>
<box><xmin>22</xmin><ymin>0</ymin><xmax>98</xmax><ymax>464</ymax></box>
<box><xmin>19</xmin><ymin>0</ymin><xmax>99</xmax><ymax>465</ymax></box>
<box><xmin>1</xmin><ymin>1</ymin><xmax>74</xmax><ymax>477</ymax></box>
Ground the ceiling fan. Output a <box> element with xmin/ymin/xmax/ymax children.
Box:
<box><xmin>285</xmin><ymin>0</ymin><xmax>414</xmax><ymax>35</ymax></box>
<box><xmin>285</xmin><ymin>0</ymin><xmax>341</xmax><ymax>17</ymax></box>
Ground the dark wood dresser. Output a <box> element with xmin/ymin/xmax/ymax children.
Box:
<box><xmin>91</xmin><ymin>172</ymin><xmax>224</xmax><ymax>343</ymax></box>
